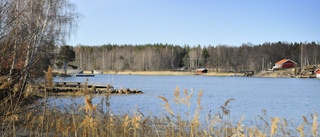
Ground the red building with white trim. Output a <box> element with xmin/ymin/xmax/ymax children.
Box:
<box><xmin>272</xmin><ymin>59</ymin><xmax>297</xmax><ymax>70</ymax></box>
<box><xmin>315</xmin><ymin>69</ymin><xmax>320</xmax><ymax>78</ymax></box>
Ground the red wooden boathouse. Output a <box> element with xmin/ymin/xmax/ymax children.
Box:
<box><xmin>315</xmin><ymin>69</ymin><xmax>320</xmax><ymax>78</ymax></box>
<box><xmin>272</xmin><ymin>59</ymin><xmax>297</xmax><ymax>70</ymax></box>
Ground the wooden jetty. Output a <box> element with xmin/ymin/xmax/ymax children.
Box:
<box><xmin>74</xmin><ymin>74</ymin><xmax>95</xmax><ymax>77</ymax></box>
<box><xmin>49</xmin><ymin>81</ymin><xmax>143</xmax><ymax>94</ymax></box>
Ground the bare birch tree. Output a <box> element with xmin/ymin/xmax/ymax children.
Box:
<box><xmin>0</xmin><ymin>0</ymin><xmax>80</xmax><ymax>124</ymax></box>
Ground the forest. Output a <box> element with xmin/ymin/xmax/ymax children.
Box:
<box><xmin>71</xmin><ymin>41</ymin><xmax>320</xmax><ymax>73</ymax></box>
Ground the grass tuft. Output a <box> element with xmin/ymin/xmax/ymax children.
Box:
<box><xmin>312</xmin><ymin>114</ymin><xmax>318</xmax><ymax>137</ymax></box>
<box><xmin>271</xmin><ymin>117</ymin><xmax>280</xmax><ymax>136</ymax></box>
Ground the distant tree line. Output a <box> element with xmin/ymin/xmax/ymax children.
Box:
<box><xmin>72</xmin><ymin>41</ymin><xmax>320</xmax><ymax>72</ymax></box>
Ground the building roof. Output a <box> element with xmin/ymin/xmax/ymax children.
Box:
<box><xmin>275</xmin><ymin>59</ymin><xmax>297</xmax><ymax>65</ymax></box>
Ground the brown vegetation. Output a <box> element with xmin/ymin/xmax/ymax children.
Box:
<box><xmin>1</xmin><ymin>85</ymin><xmax>319</xmax><ymax>136</ymax></box>
<box><xmin>0</xmin><ymin>0</ymin><xmax>79</xmax><ymax>136</ymax></box>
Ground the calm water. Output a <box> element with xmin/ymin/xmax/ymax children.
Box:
<box><xmin>51</xmin><ymin>74</ymin><xmax>320</xmax><ymax>125</ymax></box>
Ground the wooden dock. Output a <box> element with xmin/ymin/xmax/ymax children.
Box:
<box><xmin>49</xmin><ymin>82</ymin><xmax>143</xmax><ymax>94</ymax></box>
<box><xmin>54</xmin><ymin>82</ymin><xmax>107</xmax><ymax>88</ymax></box>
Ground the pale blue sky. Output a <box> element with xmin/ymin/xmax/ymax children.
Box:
<box><xmin>68</xmin><ymin>0</ymin><xmax>320</xmax><ymax>46</ymax></box>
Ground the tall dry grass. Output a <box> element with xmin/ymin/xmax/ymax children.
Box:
<box><xmin>0</xmin><ymin>82</ymin><xmax>319</xmax><ymax>136</ymax></box>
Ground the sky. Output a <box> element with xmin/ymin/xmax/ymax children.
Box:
<box><xmin>68</xmin><ymin>0</ymin><xmax>320</xmax><ymax>46</ymax></box>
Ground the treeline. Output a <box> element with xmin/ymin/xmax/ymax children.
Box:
<box><xmin>73</xmin><ymin>41</ymin><xmax>320</xmax><ymax>72</ymax></box>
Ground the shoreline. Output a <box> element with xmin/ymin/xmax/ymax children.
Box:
<box><xmin>53</xmin><ymin>69</ymin><xmax>242</xmax><ymax>77</ymax></box>
<box><xmin>98</xmin><ymin>70</ymin><xmax>302</xmax><ymax>78</ymax></box>
<box><xmin>106</xmin><ymin>70</ymin><xmax>241</xmax><ymax>76</ymax></box>
<box><xmin>54</xmin><ymin>69</ymin><xmax>318</xmax><ymax>78</ymax></box>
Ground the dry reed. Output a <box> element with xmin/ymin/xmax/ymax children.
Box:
<box><xmin>312</xmin><ymin>114</ymin><xmax>318</xmax><ymax>137</ymax></box>
<box><xmin>0</xmin><ymin>81</ymin><xmax>12</xmax><ymax>90</ymax></box>
<box><xmin>297</xmin><ymin>124</ymin><xmax>305</xmax><ymax>137</ymax></box>
<box><xmin>45</xmin><ymin>66</ymin><xmax>53</xmax><ymax>89</ymax></box>
<box><xmin>271</xmin><ymin>117</ymin><xmax>280</xmax><ymax>136</ymax></box>
<box><xmin>173</xmin><ymin>86</ymin><xmax>180</xmax><ymax>104</ymax></box>
<box><xmin>158</xmin><ymin>95</ymin><xmax>174</xmax><ymax>116</ymax></box>
<box><xmin>1</xmin><ymin>84</ymin><xmax>319</xmax><ymax>137</ymax></box>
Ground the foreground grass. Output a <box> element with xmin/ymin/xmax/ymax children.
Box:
<box><xmin>0</xmin><ymin>86</ymin><xmax>319</xmax><ymax>137</ymax></box>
